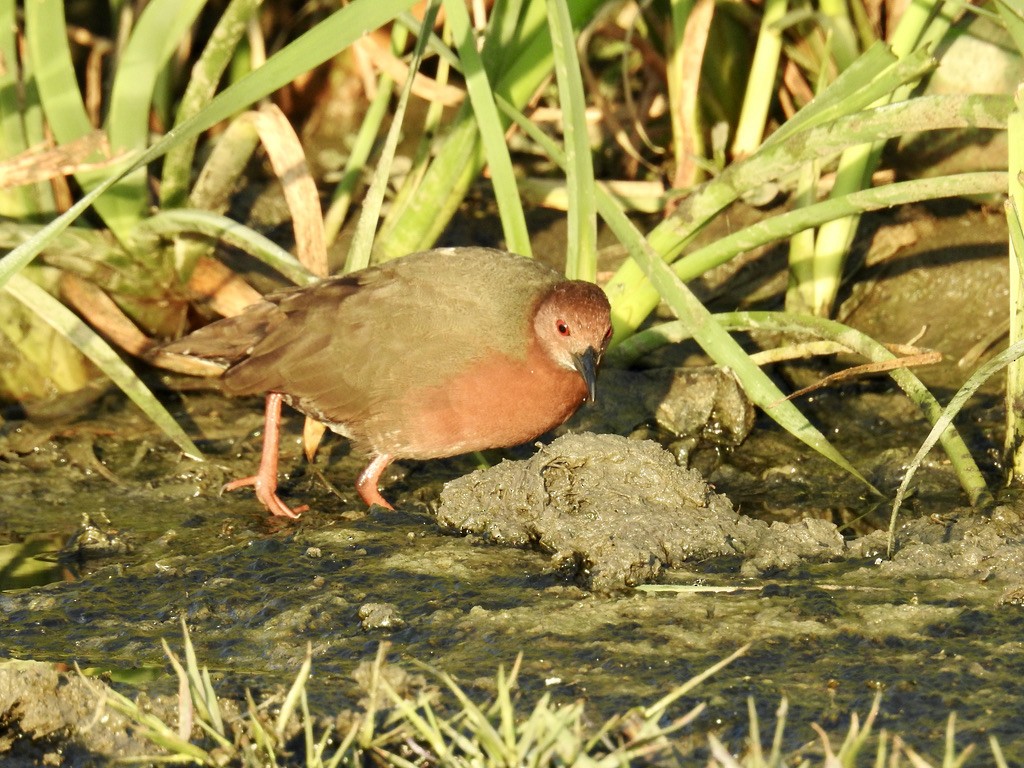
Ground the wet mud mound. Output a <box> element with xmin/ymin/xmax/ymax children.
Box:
<box><xmin>0</xmin><ymin>661</ymin><xmax>155</xmax><ymax>766</ymax></box>
<box><xmin>438</xmin><ymin>433</ymin><xmax>848</xmax><ymax>592</ymax></box>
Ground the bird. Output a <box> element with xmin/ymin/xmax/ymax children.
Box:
<box><xmin>158</xmin><ymin>246</ymin><xmax>613</xmax><ymax>518</ymax></box>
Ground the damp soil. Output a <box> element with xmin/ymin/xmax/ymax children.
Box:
<box><xmin>3</xmin><ymin>203</ymin><xmax>1024</xmax><ymax>764</ymax></box>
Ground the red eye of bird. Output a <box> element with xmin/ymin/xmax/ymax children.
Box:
<box><xmin>602</xmin><ymin>326</ymin><xmax>613</xmax><ymax>345</ymax></box>
<box><xmin>556</xmin><ymin>320</ymin><xmax>571</xmax><ymax>336</ymax></box>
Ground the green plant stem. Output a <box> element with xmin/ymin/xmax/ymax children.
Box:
<box><xmin>322</xmin><ymin>73</ymin><xmax>395</xmax><ymax>247</ymax></box>
<box><xmin>1005</xmin><ymin>85</ymin><xmax>1024</xmax><ymax>479</ymax></box>
<box><xmin>345</xmin><ymin>8</ymin><xmax>435</xmax><ymax>271</ymax></box>
<box><xmin>677</xmin><ymin>172</ymin><xmax>1005</xmax><ymax>281</ymax></box>
<box><xmin>160</xmin><ymin>0</ymin><xmax>260</xmax><ymax>209</ymax></box>
<box><xmin>446</xmin><ymin>0</ymin><xmax>531</xmax><ymax>258</ymax></box>
<box><xmin>139</xmin><ymin>209</ymin><xmax>316</xmax><ymax>287</ymax></box>
<box><xmin>605</xmin><ymin>41</ymin><xmax>935</xmax><ymax>334</ymax></box>
<box><xmin>889</xmin><ymin>340</ymin><xmax>1019</xmax><ymax>555</ymax></box>
<box><xmin>3</xmin><ymin>273</ymin><xmax>201</xmax><ymax>458</ymax></box>
<box><xmin>546</xmin><ymin>0</ymin><xmax>596</xmax><ymax>279</ymax></box>
<box><xmin>786</xmin><ymin>159</ymin><xmax>820</xmax><ymax>312</ymax></box>
<box><xmin>731</xmin><ymin>0</ymin><xmax>787</xmax><ymax>158</ymax></box>
<box><xmin>24</xmin><ymin>0</ymin><xmax>129</xmax><ymax>241</ymax></box>
<box><xmin>104</xmin><ymin>0</ymin><xmax>207</xmax><ymax>233</ymax></box>
<box><xmin>818</xmin><ymin>0</ymin><xmax>859</xmax><ymax>69</ymax></box>
<box><xmin>0</xmin><ymin>0</ymin><xmax>45</xmax><ymax>218</ymax></box>
<box><xmin>996</xmin><ymin>0</ymin><xmax>1024</xmax><ymax>54</ymax></box>
<box><xmin>502</xmin><ymin>93</ymin><xmax>895</xmax><ymax>491</ymax></box>
<box><xmin>809</xmin><ymin>0</ymin><xmax>961</xmax><ymax>316</ymax></box>
<box><xmin>0</xmin><ymin>0</ymin><xmax>420</xmax><ymax>292</ymax></box>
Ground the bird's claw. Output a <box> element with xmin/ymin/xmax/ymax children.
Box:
<box><xmin>223</xmin><ymin>475</ymin><xmax>307</xmax><ymax>518</ymax></box>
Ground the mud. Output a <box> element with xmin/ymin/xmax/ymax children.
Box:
<box><xmin>439</xmin><ymin>433</ymin><xmax>853</xmax><ymax>592</ymax></box>
<box><xmin>0</xmin><ymin>661</ymin><xmax>160</xmax><ymax>766</ymax></box>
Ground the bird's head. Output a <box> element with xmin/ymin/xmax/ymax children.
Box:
<box><xmin>533</xmin><ymin>281</ymin><xmax>613</xmax><ymax>403</ymax></box>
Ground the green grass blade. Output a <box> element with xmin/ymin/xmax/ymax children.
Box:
<box><xmin>1009</xmin><ymin>199</ymin><xmax>1024</xmax><ymax>282</ymax></box>
<box><xmin>178</xmin><ymin>618</ymin><xmax>215</xmax><ymax>726</ymax></box>
<box><xmin>444</xmin><ymin>0</ymin><xmax>531</xmax><ymax>257</ymax></box>
<box><xmin>786</xmin><ymin>158</ymin><xmax>820</xmax><ymax>312</ymax></box>
<box><xmin>373</xmin><ymin>111</ymin><xmax>483</xmax><ymax>260</ymax></box>
<box><xmin>599</xmin><ymin>201</ymin><xmax>879</xmax><ymax>491</ymax></box>
<box><xmin>486</xmin><ymin>0</ymin><xmax>528</xmax><ymax>79</ymax></box>
<box><xmin>1005</xmin><ymin>85</ymin><xmax>1024</xmax><ymax>479</ymax></box>
<box><xmin>140</xmin><ymin>209</ymin><xmax>317</xmax><ymax>287</ymax></box>
<box><xmin>24</xmin><ymin>0</ymin><xmax>126</xmax><ymax>236</ymax></box>
<box><xmin>889</xmin><ymin>340</ymin><xmax>1022</xmax><ymax>554</ymax></box>
<box><xmin>501</xmin><ymin>93</ymin><xmax>882</xmax><ymax>489</ymax></box>
<box><xmin>380</xmin><ymin>681</ymin><xmax>451</xmax><ymax>759</ymax></box>
<box><xmin>275</xmin><ymin>644</ymin><xmax>312</xmax><ymax>738</ymax></box>
<box><xmin>731</xmin><ymin>0</ymin><xmax>787</xmax><ymax>157</ymax></box>
<box><xmin>92</xmin><ymin>680</ymin><xmax>214</xmax><ymax>762</ymax></box>
<box><xmin>493</xmin><ymin>664</ymin><xmax>517</xmax><ymax>755</ymax></box>
<box><xmin>545</xmin><ymin>0</ymin><xmax>596</xmax><ymax>279</ymax></box>
<box><xmin>0</xmin><ymin>0</ymin><xmax>41</xmax><ymax>218</ymax></box>
<box><xmin>644</xmin><ymin>645</ymin><xmax>749</xmax><ymax>719</ymax></box>
<box><xmin>733</xmin><ymin>312</ymin><xmax>987</xmax><ymax>506</ymax></box>
<box><xmin>3</xmin><ymin>273</ymin><xmax>201</xmax><ymax>458</ymax></box>
<box><xmin>323</xmin><ymin>71</ymin><xmax>395</xmax><ymax>246</ymax></box>
<box><xmin>374</xmin><ymin>0</ymin><xmax>606</xmax><ymax>262</ymax></box>
<box><xmin>809</xmin><ymin>0</ymin><xmax>961</xmax><ymax>316</ymax></box>
<box><xmin>613</xmin><ymin>310</ymin><xmax>989</xmax><ymax>508</ymax></box>
<box><xmin>165</xmin><ymin>0</ymin><xmax>419</xmax><ymax>143</ymax></box>
<box><xmin>763</xmin><ymin>43</ymin><xmax>929</xmax><ymax>148</ymax></box>
<box><xmin>104</xmin><ymin>0</ymin><xmax>208</xmax><ymax>232</ymax></box>
<box><xmin>24</xmin><ymin>0</ymin><xmax>92</xmax><ymax>143</ymax></box>
<box><xmin>346</xmin><ymin>6</ymin><xmax>437</xmax><ymax>271</ymax></box>
<box><xmin>990</xmin><ymin>734</ymin><xmax>1010</xmax><ymax>768</ymax></box>
<box><xmin>676</xmin><ymin>172</ymin><xmax>1006</xmax><ymax>281</ymax></box>
<box><xmin>818</xmin><ymin>0</ymin><xmax>860</xmax><ymax>69</ymax></box>
<box><xmin>608</xmin><ymin>45</ymin><xmax>936</xmax><ymax>335</ymax></box>
<box><xmin>0</xmin><ymin>178</ymin><xmax>123</xmax><ymax>287</ymax></box>
<box><xmin>429</xmin><ymin>667</ymin><xmax>506</xmax><ymax>758</ymax></box>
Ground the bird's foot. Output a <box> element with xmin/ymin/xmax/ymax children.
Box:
<box><xmin>356</xmin><ymin>450</ymin><xmax>395</xmax><ymax>512</ymax></box>
<box><xmin>223</xmin><ymin>475</ymin><xmax>309</xmax><ymax>518</ymax></box>
<box><xmin>356</xmin><ymin>453</ymin><xmax>396</xmax><ymax>510</ymax></box>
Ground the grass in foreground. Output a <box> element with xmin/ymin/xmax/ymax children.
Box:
<box><xmin>78</xmin><ymin>620</ymin><xmax>1009</xmax><ymax>767</ymax></box>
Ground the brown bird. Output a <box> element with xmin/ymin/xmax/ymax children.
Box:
<box><xmin>160</xmin><ymin>247</ymin><xmax>613</xmax><ymax>517</ymax></box>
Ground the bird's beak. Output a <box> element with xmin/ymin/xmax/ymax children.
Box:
<box><xmin>572</xmin><ymin>346</ymin><xmax>600</xmax><ymax>404</ymax></box>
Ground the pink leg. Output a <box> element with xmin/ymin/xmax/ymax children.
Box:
<box><xmin>223</xmin><ymin>392</ymin><xmax>309</xmax><ymax>518</ymax></box>
<box><xmin>356</xmin><ymin>453</ymin><xmax>395</xmax><ymax>510</ymax></box>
